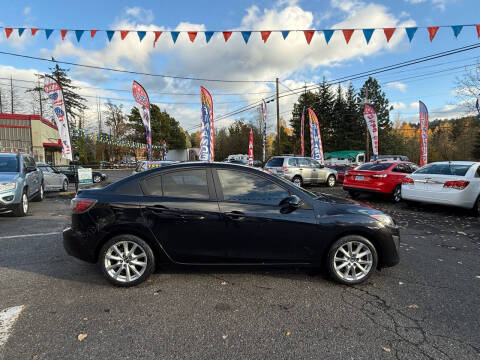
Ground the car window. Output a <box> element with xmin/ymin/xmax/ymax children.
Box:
<box><xmin>265</xmin><ymin>158</ymin><xmax>284</xmax><ymax>167</ymax></box>
<box><xmin>287</xmin><ymin>158</ymin><xmax>297</xmax><ymax>166</ymax></box>
<box><xmin>162</xmin><ymin>169</ymin><xmax>209</xmax><ymax>199</ymax></box>
<box><xmin>39</xmin><ymin>166</ymin><xmax>53</xmax><ymax>173</ymax></box>
<box><xmin>415</xmin><ymin>164</ymin><xmax>472</xmax><ymax>176</ymax></box>
<box><xmin>0</xmin><ymin>156</ymin><xmax>18</xmax><ymax>172</ymax></box>
<box><xmin>357</xmin><ymin>162</ymin><xmax>393</xmax><ymax>171</ymax></box>
<box><xmin>22</xmin><ymin>156</ymin><xmax>29</xmax><ymax>171</ymax></box>
<box><xmin>476</xmin><ymin>166</ymin><xmax>480</xmax><ymax>178</ymax></box>
<box><xmin>392</xmin><ymin>164</ymin><xmax>408</xmax><ymax>173</ymax></box>
<box><xmin>218</xmin><ymin>169</ymin><xmax>290</xmax><ymax>206</ymax></box>
<box><xmin>297</xmin><ymin>158</ymin><xmax>309</xmax><ymax>167</ymax></box>
<box><xmin>310</xmin><ymin>160</ymin><xmax>321</xmax><ymax>168</ymax></box>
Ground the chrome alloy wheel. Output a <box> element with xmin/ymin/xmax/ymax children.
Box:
<box><xmin>327</xmin><ymin>175</ymin><xmax>336</xmax><ymax>187</ymax></box>
<box><xmin>104</xmin><ymin>241</ymin><xmax>148</xmax><ymax>283</ymax></box>
<box><xmin>293</xmin><ymin>177</ymin><xmax>302</xmax><ymax>187</ymax></box>
<box><xmin>333</xmin><ymin>241</ymin><xmax>373</xmax><ymax>282</ymax></box>
<box><xmin>393</xmin><ymin>186</ymin><xmax>401</xmax><ymax>202</ymax></box>
<box><xmin>22</xmin><ymin>193</ymin><xmax>28</xmax><ymax>214</ymax></box>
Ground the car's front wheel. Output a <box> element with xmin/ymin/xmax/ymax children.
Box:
<box><xmin>326</xmin><ymin>175</ymin><xmax>336</xmax><ymax>187</ymax></box>
<box><xmin>13</xmin><ymin>190</ymin><xmax>28</xmax><ymax>217</ymax></box>
<box><xmin>33</xmin><ymin>183</ymin><xmax>44</xmax><ymax>202</ymax></box>
<box><xmin>62</xmin><ymin>179</ymin><xmax>69</xmax><ymax>192</ymax></box>
<box><xmin>472</xmin><ymin>195</ymin><xmax>480</xmax><ymax>216</ymax></box>
<box><xmin>99</xmin><ymin>235</ymin><xmax>155</xmax><ymax>287</ymax></box>
<box><xmin>327</xmin><ymin>235</ymin><xmax>378</xmax><ymax>285</ymax></box>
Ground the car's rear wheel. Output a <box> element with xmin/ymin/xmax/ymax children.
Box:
<box><xmin>326</xmin><ymin>175</ymin><xmax>336</xmax><ymax>187</ymax></box>
<box><xmin>472</xmin><ymin>195</ymin><xmax>480</xmax><ymax>216</ymax></box>
<box><xmin>33</xmin><ymin>183</ymin><xmax>44</xmax><ymax>202</ymax></box>
<box><xmin>99</xmin><ymin>235</ymin><xmax>155</xmax><ymax>287</ymax></box>
<box><xmin>13</xmin><ymin>190</ymin><xmax>28</xmax><ymax>217</ymax></box>
<box><xmin>327</xmin><ymin>235</ymin><xmax>378</xmax><ymax>285</ymax></box>
<box><xmin>392</xmin><ymin>185</ymin><xmax>402</xmax><ymax>203</ymax></box>
<box><xmin>62</xmin><ymin>179</ymin><xmax>69</xmax><ymax>192</ymax></box>
<box><xmin>292</xmin><ymin>176</ymin><xmax>303</xmax><ymax>187</ymax></box>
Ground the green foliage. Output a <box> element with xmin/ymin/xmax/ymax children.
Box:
<box><xmin>214</xmin><ymin>120</ymin><xmax>264</xmax><ymax>161</ymax></box>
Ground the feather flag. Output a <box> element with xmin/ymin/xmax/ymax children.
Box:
<box><xmin>363</xmin><ymin>104</ymin><xmax>379</xmax><ymax>161</ymax></box>
<box><xmin>419</xmin><ymin>101</ymin><xmax>429</xmax><ymax>166</ymax></box>
<box><xmin>308</xmin><ymin>108</ymin><xmax>324</xmax><ymax>164</ymax></box>
<box><xmin>132</xmin><ymin>81</ymin><xmax>152</xmax><ymax>160</ymax></box>
<box><xmin>200</xmin><ymin>86</ymin><xmax>214</xmax><ymax>162</ymax></box>
<box><xmin>300</xmin><ymin>106</ymin><xmax>305</xmax><ymax>156</ymax></box>
<box><xmin>248</xmin><ymin>128</ymin><xmax>254</xmax><ymax>166</ymax></box>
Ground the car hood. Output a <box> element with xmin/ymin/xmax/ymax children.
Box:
<box><xmin>0</xmin><ymin>173</ymin><xmax>19</xmax><ymax>182</ymax></box>
<box><xmin>315</xmin><ymin>192</ymin><xmax>382</xmax><ymax>216</ymax></box>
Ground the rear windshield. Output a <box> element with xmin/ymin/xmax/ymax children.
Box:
<box><xmin>0</xmin><ymin>155</ymin><xmax>18</xmax><ymax>172</ymax></box>
<box><xmin>357</xmin><ymin>162</ymin><xmax>392</xmax><ymax>171</ymax></box>
<box><xmin>415</xmin><ymin>163</ymin><xmax>472</xmax><ymax>176</ymax></box>
<box><xmin>266</xmin><ymin>158</ymin><xmax>284</xmax><ymax>167</ymax></box>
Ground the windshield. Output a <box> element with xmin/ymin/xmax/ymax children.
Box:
<box><xmin>0</xmin><ymin>155</ymin><xmax>19</xmax><ymax>172</ymax></box>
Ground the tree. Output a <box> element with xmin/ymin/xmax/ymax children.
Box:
<box><xmin>104</xmin><ymin>102</ymin><xmax>128</xmax><ymax>161</ymax></box>
<box><xmin>343</xmin><ymin>82</ymin><xmax>364</xmax><ymax>150</ymax></box>
<box><xmin>455</xmin><ymin>61</ymin><xmax>480</xmax><ymax>113</ymax></box>
<box><xmin>473</xmin><ymin>130</ymin><xmax>480</xmax><ymax>160</ymax></box>
<box><xmin>331</xmin><ymin>84</ymin><xmax>347</xmax><ymax>150</ymax></box>
<box><xmin>289</xmin><ymin>90</ymin><xmax>320</xmax><ymax>156</ymax></box>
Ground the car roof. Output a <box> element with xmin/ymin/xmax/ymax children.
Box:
<box><xmin>424</xmin><ymin>161</ymin><xmax>478</xmax><ymax>166</ymax></box>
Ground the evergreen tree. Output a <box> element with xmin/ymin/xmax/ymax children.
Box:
<box><xmin>472</xmin><ymin>130</ymin><xmax>480</xmax><ymax>160</ymax></box>
<box><xmin>289</xmin><ymin>90</ymin><xmax>318</xmax><ymax>156</ymax></box>
<box><xmin>331</xmin><ymin>84</ymin><xmax>347</xmax><ymax>151</ymax></box>
<box><xmin>315</xmin><ymin>78</ymin><xmax>335</xmax><ymax>150</ymax></box>
<box><xmin>343</xmin><ymin>82</ymin><xmax>364</xmax><ymax>150</ymax></box>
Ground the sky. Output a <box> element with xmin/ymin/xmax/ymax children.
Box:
<box><xmin>0</xmin><ymin>0</ymin><xmax>479</xmax><ymax>135</ymax></box>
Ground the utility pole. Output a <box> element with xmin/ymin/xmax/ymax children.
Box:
<box><xmin>10</xmin><ymin>76</ymin><xmax>14</xmax><ymax>114</ymax></box>
<box><xmin>37</xmin><ymin>77</ymin><xmax>43</xmax><ymax>118</ymax></box>
<box><xmin>276</xmin><ymin>77</ymin><xmax>280</xmax><ymax>155</ymax></box>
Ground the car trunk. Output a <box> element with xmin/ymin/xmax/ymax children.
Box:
<box><xmin>345</xmin><ymin>169</ymin><xmax>387</xmax><ymax>186</ymax></box>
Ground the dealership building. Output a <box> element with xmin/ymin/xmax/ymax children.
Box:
<box><xmin>0</xmin><ymin>113</ymin><xmax>69</xmax><ymax>165</ymax></box>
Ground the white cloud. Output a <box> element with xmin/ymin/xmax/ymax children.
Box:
<box><xmin>124</xmin><ymin>7</ymin><xmax>154</xmax><ymax>23</ymax></box>
<box><xmin>404</xmin><ymin>0</ymin><xmax>452</xmax><ymax>11</ymax></box>
<box><xmin>386</xmin><ymin>81</ymin><xmax>407</xmax><ymax>92</ymax></box>
<box><xmin>23</xmin><ymin>7</ymin><xmax>31</xmax><ymax>15</ymax></box>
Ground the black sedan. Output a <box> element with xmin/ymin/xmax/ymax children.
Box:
<box><xmin>63</xmin><ymin>162</ymin><xmax>400</xmax><ymax>287</ymax></box>
<box><xmin>54</xmin><ymin>165</ymin><xmax>107</xmax><ymax>183</ymax></box>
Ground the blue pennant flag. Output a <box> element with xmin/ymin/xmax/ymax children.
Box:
<box><xmin>137</xmin><ymin>31</ymin><xmax>146</xmax><ymax>42</ymax></box>
<box><xmin>45</xmin><ymin>29</ymin><xmax>54</xmax><ymax>39</ymax></box>
<box><xmin>405</xmin><ymin>27</ymin><xmax>417</xmax><ymax>42</ymax></box>
<box><xmin>363</xmin><ymin>28</ymin><xmax>375</xmax><ymax>44</ymax></box>
<box><xmin>106</xmin><ymin>30</ymin><xmax>115</xmax><ymax>41</ymax></box>
<box><xmin>281</xmin><ymin>30</ymin><xmax>290</xmax><ymax>40</ymax></box>
<box><xmin>171</xmin><ymin>31</ymin><xmax>179</xmax><ymax>43</ymax></box>
<box><xmin>205</xmin><ymin>31</ymin><xmax>214</xmax><ymax>43</ymax></box>
<box><xmin>18</xmin><ymin>28</ymin><xmax>25</xmax><ymax>37</ymax></box>
<box><xmin>241</xmin><ymin>31</ymin><xmax>251</xmax><ymax>44</ymax></box>
<box><xmin>323</xmin><ymin>29</ymin><xmax>334</xmax><ymax>44</ymax></box>
<box><xmin>451</xmin><ymin>25</ymin><xmax>463</xmax><ymax>38</ymax></box>
<box><xmin>75</xmin><ymin>30</ymin><xmax>84</xmax><ymax>42</ymax></box>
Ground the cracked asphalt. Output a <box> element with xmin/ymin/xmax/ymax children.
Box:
<box><xmin>0</xmin><ymin>171</ymin><xmax>479</xmax><ymax>359</ymax></box>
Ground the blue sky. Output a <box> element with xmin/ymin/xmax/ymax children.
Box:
<box><xmin>0</xmin><ymin>0</ymin><xmax>479</xmax><ymax>133</ymax></box>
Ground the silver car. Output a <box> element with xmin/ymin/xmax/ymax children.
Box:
<box><xmin>264</xmin><ymin>156</ymin><xmax>338</xmax><ymax>187</ymax></box>
<box><xmin>132</xmin><ymin>160</ymin><xmax>178</xmax><ymax>175</ymax></box>
<box><xmin>37</xmin><ymin>162</ymin><xmax>69</xmax><ymax>192</ymax></box>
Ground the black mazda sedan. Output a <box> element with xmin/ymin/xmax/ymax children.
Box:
<box><xmin>63</xmin><ymin>162</ymin><xmax>400</xmax><ymax>287</ymax></box>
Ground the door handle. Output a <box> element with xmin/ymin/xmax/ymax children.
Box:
<box><xmin>146</xmin><ymin>205</ymin><xmax>168</xmax><ymax>213</ymax></box>
<box><xmin>225</xmin><ymin>211</ymin><xmax>245</xmax><ymax>221</ymax></box>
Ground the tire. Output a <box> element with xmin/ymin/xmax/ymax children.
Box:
<box><xmin>292</xmin><ymin>176</ymin><xmax>303</xmax><ymax>187</ymax></box>
<box><xmin>327</xmin><ymin>235</ymin><xmax>378</xmax><ymax>285</ymax></box>
<box><xmin>392</xmin><ymin>185</ymin><xmax>402</xmax><ymax>203</ymax></box>
<box><xmin>472</xmin><ymin>195</ymin><xmax>480</xmax><ymax>216</ymax></box>
<box><xmin>33</xmin><ymin>183</ymin><xmax>44</xmax><ymax>202</ymax></box>
<box><xmin>348</xmin><ymin>190</ymin><xmax>360</xmax><ymax>199</ymax></box>
<box><xmin>99</xmin><ymin>235</ymin><xmax>155</xmax><ymax>287</ymax></box>
<box><xmin>12</xmin><ymin>190</ymin><xmax>28</xmax><ymax>217</ymax></box>
<box><xmin>326</xmin><ymin>175</ymin><xmax>336</xmax><ymax>188</ymax></box>
<box><xmin>62</xmin><ymin>179</ymin><xmax>69</xmax><ymax>192</ymax></box>
<box><xmin>93</xmin><ymin>175</ymin><xmax>101</xmax><ymax>183</ymax></box>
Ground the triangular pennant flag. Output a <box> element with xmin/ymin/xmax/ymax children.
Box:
<box><xmin>405</xmin><ymin>27</ymin><xmax>417</xmax><ymax>42</ymax></box>
<box><xmin>260</xmin><ymin>31</ymin><xmax>271</xmax><ymax>43</ymax></box>
<box><xmin>363</xmin><ymin>28</ymin><xmax>374</xmax><ymax>44</ymax></box>
<box><xmin>222</xmin><ymin>31</ymin><xmax>232</xmax><ymax>42</ymax></box>
<box><xmin>75</xmin><ymin>30</ymin><xmax>84</xmax><ymax>42</ymax></box>
<box><xmin>90</xmin><ymin>29</ymin><xmax>97</xmax><ymax>38</ymax></box>
<box><xmin>153</xmin><ymin>31</ymin><xmax>162</xmax><ymax>46</ymax></box>
<box><xmin>477</xmin><ymin>25</ymin><xmax>480</xmax><ymax>38</ymax></box>
<box><xmin>427</xmin><ymin>26</ymin><xmax>439</xmax><ymax>41</ymax></box>
<box><xmin>188</xmin><ymin>31</ymin><xmax>197</xmax><ymax>42</ymax></box>
<box><xmin>205</xmin><ymin>31</ymin><xmax>214</xmax><ymax>43</ymax></box>
<box><xmin>18</xmin><ymin>28</ymin><xmax>25</xmax><ymax>37</ymax></box>
<box><xmin>45</xmin><ymin>29</ymin><xmax>54</xmax><ymax>39</ymax></box>
<box><xmin>137</xmin><ymin>31</ymin><xmax>146</xmax><ymax>42</ymax></box>
<box><xmin>304</xmin><ymin>30</ymin><xmax>314</xmax><ymax>44</ymax></box>
<box><xmin>342</xmin><ymin>29</ymin><xmax>354</xmax><ymax>44</ymax></box>
<box><xmin>5</xmin><ymin>28</ymin><xmax>13</xmax><ymax>39</ymax></box>
<box><xmin>451</xmin><ymin>25</ymin><xmax>462</xmax><ymax>38</ymax></box>
<box><xmin>30</xmin><ymin>28</ymin><xmax>38</xmax><ymax>36</ymax></box>
<box><xmin>171</xmin><ymin>31</ymin><xmax>180</xmax><ymax>43</ymax></box>
<box><xmin>120</xmin><ymin>30</ymin><xmax>129</xmax><ymax>40</ymax></box>
<box><xmin>383</xmin><ymin>28</ymin><xmax>395</xmax><ymax>42</ymax></box>
<box><xmin>60</xmin><ymin>29</ymin><xmax>68</xmax><ymax>40</ymax></box>
<box><xmin>106</xmin><ymin>30</ymin><xmax>115</xmax><ymax>41</ymax></box>
<box><xmin>323</xmin><ymin>29</ymin><xmax>334</xmax><ymax>44</ymax></box>
<box><xmin>281</xmin><ymin>30</ymin><xmax>290</xmax><ymax>39</ymax></box>
<box><xmin>241</xmin><ymin>31</ymin><xmax>251</xmax><ymax>44</ymax></box>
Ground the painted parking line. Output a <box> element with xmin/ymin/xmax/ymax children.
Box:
<box><xmin>0</xmin><ymin>232</ymin><xmax>61</xmax><ymax>240</ymax></box>
<box><xmin>0</xmin><ymin>306</ymin><xmax>24</xmax><ymax>349</ymax></box>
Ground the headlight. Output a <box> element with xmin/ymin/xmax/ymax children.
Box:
<box><xmin>370</xmin><ymin>214</ymin><xmax>395</xmax><ymax>228</ymax></box>
<box><xmin>0</xmin><ymin>182</ymin><xmax>16</xmax><ymax>193</ymax></box>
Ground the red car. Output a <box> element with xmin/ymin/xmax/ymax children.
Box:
<box><xmin>343</xmin><ymin>161</ymin><xmax>418</xmax><ymax>202</ymax></box>
<box><xmin>327</xmin><ymin>165</ymin><xmax>354</xmax><ymax>183</ymax></box>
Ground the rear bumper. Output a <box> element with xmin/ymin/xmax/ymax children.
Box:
<box><xmin>63</xmin><ymin>227</ymin><xmax>97</xmax><ymax>263</ymax></box>
<box><xmin>343</xmin><ymin>185</ymin><xmax>391</xmax><ymax>195</ymax></box>
<box><xmin>401</xmin><ymin>186</ymin><xmax>476</xmax><ymax>209</ymax></box>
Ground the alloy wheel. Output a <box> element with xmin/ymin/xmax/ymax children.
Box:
<box><xmin>62</xmin><ymin>180</ymin><xmax>68</xmax><ymax>191</ymax></box>
<box><xmin>333</xmin><ymin>241</ymin><xmax>373</xmax><ymax>282</ymax></box>
<box><xmin>22</xmin><ymin>193</ymin><xmax>28</xmax><ymax>214</ymax></box>
<box><xmin>293</xmin><ymin>177</ymin><xmax>302</xmax><ymax>187</ymax></box>
<box><xmin>327</xmin><ymin>175</ymin><xmax>336</xmax><ymax>187</ymax></box>
<box><xmin>104</xmin><ymin>241</ymin><xmax>148</xmax><ymax>283</ymax></box>
<box><xmin>393</xmin><ymin>186</ymin><xmax>401</xmax><ymax>202</ymax></box>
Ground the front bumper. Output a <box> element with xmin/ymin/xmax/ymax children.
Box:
<box><xmin>0</xmin><ymin>188</ymin><xmax>21</xmax><ymax>211</ymax></box>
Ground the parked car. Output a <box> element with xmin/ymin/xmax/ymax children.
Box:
<box><xmin>132</xmin><ymin>160</ymin><xmax>178</xmax><ymax>175</ymax></box>
<box><xmin>36</xmin><ymin>162</ymin><xmax>69</xmax><ymax>192</ymax></box>
<box><xmin>343</xmin><ymin>161</ymin><xmax>418</xmax><ymax>202</ymax></box>
<box><xmin>402</xmin><ymin>161</ymin><xmax>480</xmax><ymax>214</ymax></box>
<box><xmin>54</xmin><ymin>165</ymin><xmax>107</xmax><ymax>183</ymax></box>
<box><xmin>370</xmin><ymin>155</ymin><xmax>410</xmax><ymax>162</ymax></box>
<box><xmin>264</xmin><ymin>156</ymin><xmax>338</xmax><ymax>187</ymax></box>
<box><xmin>328</xmin><ymin>165</ymin><xmax>354</xmax><ymax>183</ymax></box>
<box><xmin>0</xmin><ymin>152</ymin><xmax>44</xmax><ymax>216</ymax></box>
<box><xmin>63</xmin><ymin>162</ymin><xmax>400</xmax><ymax>287</ymax></box>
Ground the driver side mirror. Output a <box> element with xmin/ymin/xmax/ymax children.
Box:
<box><xmin>279</xmin><ymin>195</ymin><xmax>303</xmax><ymax>213</ymax></box>
<box><xmin>26</xmin><ymin>166</ymin><xmax>37</xmax><ymax>173</ymax></box>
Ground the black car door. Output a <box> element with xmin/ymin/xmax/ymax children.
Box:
<box><xmin>213</xmin><ymin>168</ymin><xmax>318</xmax><ymax>263</ymax></box>
<box><xmin>140</xmin><ymin>168</ymin><xmax>225</xmax><ymax>263</ymax></box>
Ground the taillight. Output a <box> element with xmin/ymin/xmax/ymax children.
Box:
<box><xmin>282</xmin><ymin>166</ymin><xmax>289</xmax><ymax>173</ymax></box>
<box><xmin>443</xmin><ymin>180</ymin><xmax>470</xmax><ymax>190</ymax></box>
<box><xmin>372</xmin><ymin>174</ymin><xmax>387</xmax><ymax>178</ymax></box>
<box><xmin>71</xmin><ymin>198</ymin><xmax>97</xmax><ymax>213</ymax></box>
<box><xmin>402</xmin><ymin>177</ymin><xmax>414</xmax><ymax>184</ymax></box>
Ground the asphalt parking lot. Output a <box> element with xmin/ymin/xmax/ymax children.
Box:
<box><xmin>0</xmin><ymin>170</ymin><xmax>479</xmax><ymax>359</ymax></box>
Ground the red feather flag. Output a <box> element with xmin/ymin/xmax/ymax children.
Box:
<box><xmin>188</xmin><ymin>31</ymin><xmax>197</xmax><ymax>42</ymax></box>
<box><xmin>260</xmin><ymin>31</ymin><xmax>271</xmax><ymax>43</ymax></box>
<box><xmin>30</xmin><ymin>28</ymin><xmax>38</xmax><ymax>36</ymax></box>
<box><xmin>120</xmin><ymin>30</ymin><xmax>129</xmax><ymax>40</ymax></box>
<box><xmin>303</xmin><ymin>30</ymin><xmax>314</xmax><ymax>44</ymax></box>
<box><xmin>383</xmin><ymin>28</ymin><xmax>395</xmax><ymax>42</ymax></box>
<box><xmin>90</xmin><ymin>30</ymin><xmax>97</xmax><ymax>38</ymax></box>
<box><xmin>342</xmin><ymin>29</ymin><xmax>354</xmax><ymax>44</ymax></box>
<box><xmin>5</xmin><ymin>28</ymin><xmax>13</xmax><ymax>38</ymax></box>
<box><xmin>222</xmin><ymin>31</ymin><xmax>232</xmax><ymax>42</ymax></box>
<box><xmin>60</xmin><ymin>29</ymin><xmax>68</xmax><ymax>40</ymax></box>
<box><xmin>476</xmin><ymin>24</ymin><xmax>480</xmax><ymax>38</ymax></box>
<box><xmin>153</xmin><ymin>31</ymin><xmax>162</xmax><ymax>47</ymax></box>
<box><xmin>427</xmin><ymin>26</ymin><xmax>439</xmax><ymax>41</ymax></box>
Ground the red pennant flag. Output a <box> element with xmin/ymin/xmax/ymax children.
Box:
<box><xmin>120</xmin><ymin>30</ymin><xmax>129</xmax><ymax>40</ymax></box>
<box><xmin>260</xmin><ymin>31</ymin><xmax>271</xmax><ymax>43</ymax></box>
<box><xmin>188</xmin><ymin>31</ymin><xmax>197</xmax><ymax>42</ymax></box>
<box><xmin>427</xmin><ymin>26</ymin><xmax>439</xmax><ymax>41</ymax></box>
<box><xmin>5</xmin><ymin>28</ymin><xmax>13</xmax><ymax>38</ymax></box>
<box><xmin>476</xmin><ymin>24</ymin><xmax>480</xmax><ymax>38</ymax></box>
<box><xmin>30</xmin><ymin>28</ymin><xmax>38</xmax><ymax>36</ymax></box>
<box><xmin>153</xmin><ymin>31</ymin><xmax>162</xmax><ymax>47</ymax></box>
<box><xmin>342</xmin><ymin>29</ymin><xmax>354</xmax><ymax>44</ymax></box>
<box><xmin>303</xmin><ymin>30</ymin><xmax>315</xmax><ymax>44</ymax></box>
<box><xmin>90</xmin><ymin>29</ymin><xmax>98</xmax><ymax>38</ymax></box>
<box><xmin>383</xmin><ymin>28</ymin><xmax>395</xmax><ymax>42</ymax></box>
<box><xmin>60</xmin><ymin>29</ymin><xmax>68</xmax><ymax>40</ymax></box>
<box><xmin>222</xmin><ymin>31</ymin><xmax>232</xmax><ymax>42</ymax></box>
